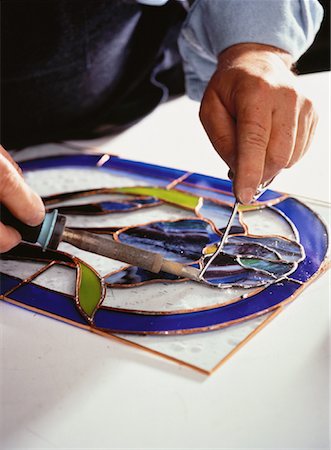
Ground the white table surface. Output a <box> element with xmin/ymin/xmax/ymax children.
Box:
<box><xmin>1</xmin><ymin>71</ymin><xmax>330</xmax><ymax>450</ymax></box>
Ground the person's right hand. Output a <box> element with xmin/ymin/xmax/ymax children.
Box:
<box><xmin>0</xmin><ymin>145</ymin><xmax>45</xmax><ymax>252</ymax></box>
<box><xmin>199</xmin><ymin>43</ymin><xmax>318</xmax><ymax>204</ymax></box>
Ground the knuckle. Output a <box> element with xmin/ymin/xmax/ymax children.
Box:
<box><xmin>240</xmin><ymin>74</ymin><xmax>271</xmax><ymax>93</ymax></box>
<box><xmin>253</xmin><ymin>76</ymin><xmax>272</xmax><ymax>94</ymax></box>
<box><xmin>237</xmin><ymin>87</ymin><xmax>270</xmax><ymax>110</ymax></box>
<box><xmin>281</xmin><ymin>86</ymin><xmax>298</xmax><ymax>106</ymax></box>
<box><xmin>303</xmin><ymin>97</ymin><xmax>313</xmax><ymax>112</ymax></box>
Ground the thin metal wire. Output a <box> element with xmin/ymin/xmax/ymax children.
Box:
<box><xmin>199</xmin><ymin>201</ymin><xmax>239</xmax><ymax>279</ymax></box>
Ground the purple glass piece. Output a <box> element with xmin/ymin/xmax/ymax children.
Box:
<box><xmin>200</xmin><ymin>251</ymin><xmax>295</xmax><ymax>288</ymax></box>
<box><xmin>222</xmin><ymin>242</ymin><xmax>280</xmax><ymax>260</ymax></box>
<box><xmin>106</xmin><ymin>266</ymin><xmax>179</xmax><ymax>286</ymax></box>
<box><xmin>117</xmin><ymin>219</ymin><xmax>219</xmax><ymax>263</ymax></box>
<box><xmin>228</xmin><ymin>235</ymin><xmax>304</xmax><ymax>263</ymax></box>
<box><xmin>52</xmin><ymin>197</ymin><xmax>160</xmax><ymax>215</ymax></box>
<box><xmin>55</xmin><ymin>202</ymin><xmax>135</xmax><ymax>214</ymax></box>
<box><xmin>201</xmin><ymin>254</ymin><xmax>275</xmax><ymax>288</ymax></box>
<box><xmin>238</xmin><ymin>257</ymin><xmax>294</xmax><ymax>277</ymax></box>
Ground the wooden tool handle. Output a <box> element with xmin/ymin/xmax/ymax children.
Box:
<box><xmin>62</xmin><ymin>228</ymin><xmax>164</xmax><ymax>273</ymax></box>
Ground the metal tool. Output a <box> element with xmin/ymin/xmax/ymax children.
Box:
<box><xmin>0</xmin><ymin>205</ymin><xmax>201</xmax><ymax>282</ymax></box>
<box><xmin>198</xmin><ymin>184</ymin><xmax>268</xmax><ymax>280</ymax></box>
<box><xmin>198</xmin><ymin>200</ymin><xmax>240</xmax><ymax>280</ymax></box>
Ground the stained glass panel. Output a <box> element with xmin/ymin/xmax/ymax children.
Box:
<box><xmin>0</xmin><ymin>153</ymin><xmax>329</xmax><ymax>373</ymax></box>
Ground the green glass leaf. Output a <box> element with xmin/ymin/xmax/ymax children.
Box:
<box><xmin>78</xmin><ymin>263</ymin><xmax>102</xmax><ymax>319</ymax></box>
<box><xmin>114</xmin><ymin>187</ymin><xmax>199</xmax><ymax>210</ymax></box>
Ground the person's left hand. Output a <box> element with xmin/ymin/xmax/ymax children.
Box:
<box><xmin>199</xmin><ymin>43</ymin><xmax>318</xmax><ymax>204</ymax></box>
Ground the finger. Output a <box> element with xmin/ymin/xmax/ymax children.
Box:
<box><xmin>262</xmin><ymin>100</ymin><xmax>298</xmax><ymax>183</ymax></box>
<box><xmin>302</xmin><ymin>110</ymin><xmax>318</xmax><ymax>156</ymax></box>
<box><xmin>234</xmin><ymin>100</ymin><xmax>272</xmax><ymax>204</ymax></box>
<box><xmin>0</xmin><ymin>145</ymin><xmax>23</xmax><ymax>177</ymax></box>
<box><xmin>200</xmin><ymin>89</ymin><xmax>236</xmax><ymax>171</ymax></box>
<box><xmin>0</xmin><ymin>222</ymin><xmax>21</xmax><ymax>253</ymax></box>
<box><xmin>0</xmin><ymin>155</ymin><xmax>45</xmax><ymax>226</ymax></box>
<box><xmin>286</xmin><ymin>99</ymin><xmax>314</xmax><ymax>168</ymax></box>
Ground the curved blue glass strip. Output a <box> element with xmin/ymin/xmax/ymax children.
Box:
<box><xmin>94</xmin><ymin>281</ymin><xmax>299</xmax><ymax>333</ymax></box>
<box><xmin>104</xmin><ymin>158</ymin><xmax>186</xmax><ymax>185</ymax></box>
<box><xmin>274</xmin><ymin>198</ymin><xmax>328</xmax><ymax>282</ymax></box>
<box><xmin>0</xmin><ymin>272</ymin><xmax>22</xmax><ymax>295</ymax></box>
<box><xmin>105</xmin><ymin>266</ymin><xmax>179</xmax><ymax>285</ymax></box>
<box><xmin>185</xmin><ymin>173</ymin><xmax>233</xmax><ymax>193</ymax></box>
<box><xmin>258</xmin><ymin>190</ymin><xmax>284</xmax><ymax>202</ymax></box>
<box><xmin>6</xmin><ymin>281</ymin><xmax>87</xmax><ymax>325</ymax></box>
<box><xmin>20</xmin><ymin>155</ymin><xmax>187</xmax><ymax>187</ymax></box>
<box><xmin>0</xmin><ymin>270</ymin><xmax>301</xmax><ymax>333</ymax></box>
<box><xmin>20</xmin><ymin>154</ymin><xmax>102</xmax><ymax>171</ymax></box>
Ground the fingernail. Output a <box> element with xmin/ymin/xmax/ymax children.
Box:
<box><xmin>238</xmin><ymin>188</ymin><xmax>255</xmax><ymax>205</ymax></box>
<box><xmin>227</xmin><ymin>169</ymin><xmax>234</xmax><ymax>181</ymax></box>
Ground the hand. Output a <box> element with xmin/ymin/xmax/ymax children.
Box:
<box><xmin>199</xmin><ymin>43</ymin><xmax>318</xmax><ymax>204</ymax></box>
<box><xmin>0</xmin><ymin>146</ymin><xmax>45</xmax><ymax>252</ymax></box>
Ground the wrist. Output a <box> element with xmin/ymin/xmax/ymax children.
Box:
<box><xmin>218</xmin><ymin>43</ymin><xmax>294</xmax><ymax>71</ymax></box>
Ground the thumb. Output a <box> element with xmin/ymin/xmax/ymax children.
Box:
<box><xmin>0</xmin><ymin>154</ymin><xmax>45</xmax><ymax>226</ymax></box>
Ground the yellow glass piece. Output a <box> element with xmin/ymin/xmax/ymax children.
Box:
<box><xmin>114</xmin><ymin>187</ymin><xmax>200</xmax><ymax>210</ymax></box>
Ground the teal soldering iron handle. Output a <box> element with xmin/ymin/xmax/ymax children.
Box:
<box><xmin>0</xmin><ymin>205</ymin><xmax>66</xmax><ymax>250</ymax></box>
